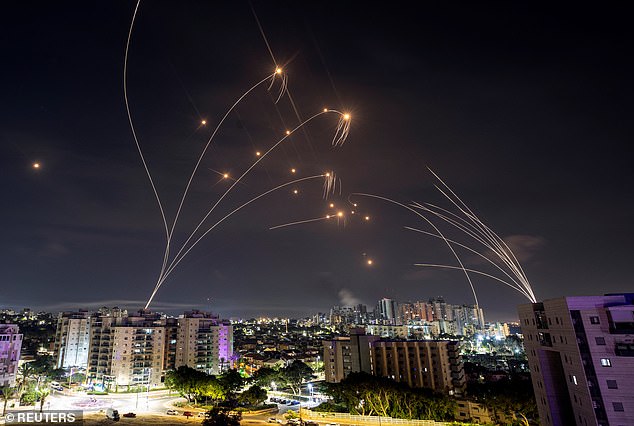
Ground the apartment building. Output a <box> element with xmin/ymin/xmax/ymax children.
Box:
<box><xmin>0</xmin><ymin>324</ymin><xmax>22</xmax><ymax>386</ymax></box>
<box><xmin>518</xmin><ymin>293</ymin><xmax>634</xmax><ymax>426</ymax></box>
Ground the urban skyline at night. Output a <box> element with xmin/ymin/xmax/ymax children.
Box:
<box><xmin>1</xmin><ymin>2</ymin><xmax>632</xmax><ymax>323</ymax></box>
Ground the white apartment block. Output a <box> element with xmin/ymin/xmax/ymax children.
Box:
<box><xmin>55</xmin><ymin>311</ymin><xmax>90</xmax><ymax>369</ymax></box>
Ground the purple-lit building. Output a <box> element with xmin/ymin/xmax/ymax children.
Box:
<box><xmin>519</xmin><ymin>294</ymin><xmax>634</xmax><ymax>426</ymax></box>
<box><xmin>0</xmin><ymin>324</ymin><xmax>23</xmax><ymax>386</ymax></box>
<box><xmin>176</xmin><ymin>310</ymin><xmax>233</xmax><ymax>375</ymax></box>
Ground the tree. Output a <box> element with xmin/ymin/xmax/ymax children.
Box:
<box><xmin>325</xmin><ymin>372</ymin><xmax>456</xmax><ymax>421</ymax></box>
<box><xmin>165</xmin><ymin>366</ymin><xmax>212</xmax><ymax>405</ymax></box>
<box><xmin>1</xmin><ymin>386</ymin><xmax>15</xmax><ymax>416</ymax></box>
<box><xmin>279</xmin><ymin>361</ymin><xmax>313</xmax><ymax>395</ymax></box>
<box><xmin>238</xmin><ymin>385</ymin><xmax>267</xmax><ymax>407</ymax></box>
<box><xmin>17</xmin><ymin>363</ymin><xmax>36</xmax><ymax>405</ymax></box>
<box><xmin>201</xmin><ymin>407</ymin><xmax>241</xmax><ymax>426</ymax></box>
<box><xmin>36</xmin><ymin>388</ymin><xmax>50</xmax><ymax>413</ymax></box>
<box><xmin>251</xmin><ymin>367</ymin><xmax>279</xmax><ymax>389</ymax></box>
<box><xmin>219</xmin><ymin>369</ymin><xmax>244</xmax><ymax>405</ymax></box>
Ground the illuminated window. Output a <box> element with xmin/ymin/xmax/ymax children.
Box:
<box><xmin>589</xmin><ymin>316</ymin><xmax>600</xmax><ymax>324</ymax></box>
<box><xmin>600</xmin><ymin>358</ymin><xmax>612</xmax><ymax>367</ymax></box>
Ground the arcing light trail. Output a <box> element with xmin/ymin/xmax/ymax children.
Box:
<box><xmin>145</xmin><ymin>173</ymin><xmax>335</xmax><ymax>307</ymax></box>
<box><xmin>148</xmin><ymin>110</ymin><xmax>349</xmax><ymax>305</ymax></box>
<box><xmin>411</xmin><ymin>168</ymin><xmax>536</xmax><ymax>302</ymax></box>
<box><xmin>350</xmin><ymin>169</ymin><xmax>537</xmax><ymax>305</ymax></box>
<box><xmin>124</xmin><ymin>2</ymin><xmax>351</xmax><ymax>309</ymax></box>
<box><xmin>349</xmin><ymin>193</ymin><xmax>479</xmax><ymax>307</ymax></box>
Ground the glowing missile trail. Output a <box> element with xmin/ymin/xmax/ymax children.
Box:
<box><xmin>156</xmin><ymin>111</ymin><xmax>349</xmax><ymax>297</ymax></box>
<box><xmin>414</xmin><ymin>264</ymin><xmax>533</xmax><ymax>300</ymax></box>
<box><xmin>350</xmin><ymin>192</ymin><xmax>479</xmax><ymax>307</ymax></box>
<box><xmin>404</xmin><ymin>226</ymin><xmax>528</xmax><ymax>297</ymax></box>
<box><xmin>147</xmin><ymin>173</ymin><xmax>334</xmax><ymax>304</ymax></box>
<box><xmin>269</xmin><ymin>215</ymin><xmax>332</xmax><ymax>230</ymax></box>
<box><xmin>124</xmin><ymin>0</ymin><xmax>169</xmax><ymax>243</ymax></box>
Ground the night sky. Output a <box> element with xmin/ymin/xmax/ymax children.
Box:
<box><xmin>1</xmin><ymin>2</ymin><xmax>632</xmax><ymax>321</ymax></box>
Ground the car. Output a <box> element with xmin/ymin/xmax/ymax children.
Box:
<box><xmin>270</xmin><ymin>397</ymin><xmax>279</xmax><ymax>402</ymax></box>
<box><xmin>166</xmin><ymin>409</ymin><xmax>178</xmax><ymax>415</ymax></box>
<box><xmin>122</xmin><ymin>412</ymin><xmax>136</xmax><ymax>418</ymax></box>
<box><xmin>304</xmin><ymin>422</ymin><xmax>318</xmax><ymax>426</ymax></box>
<box><xmin>286</xmin><ymin>419</ymin><xmax>301</xmax><ymax>425</ymax></box>
<box><xmin>267</xmin><ymin>417</ymin><xmax>282</xmax><ymax>424</ymax></box>
<box><xmin>105</xmin><ymin>408</ymin><xmax>120</xmax><ymax>421</ymax></box>
<box><xmin>197</xmin><ymin>412</ymin><xmax>206</xmax><ymax>418</ymax></box>
<box><xmin>182</xmin><ymin>411</ymin><xmax>193</xmax><ymax>417</ymax></box>
<box><xmin>325</xmin><ymin>423</ymin><xmax>340</xmax><ymax>426</ymax></box>
<box><xmin>290</xmin><ymin>400</ymin><xmax>300</xmax><ymax>405</ymax></box>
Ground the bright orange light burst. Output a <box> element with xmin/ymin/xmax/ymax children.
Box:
<box><xmin>364</xmin><ymin>216</ymin><xmax>370</xmax><ymax>221</ymax></box>
<box><xmin>201</xmin><ymin>120</ymin><xmax>207</xmax><ymax>125</ymax></box>
<box><xmin>329</xmin><ymin>203</ymin><xmax>335</xmax><ymax>208</ymax></box>
<box><xmin>285</xmin><ymin>130</ymin><xmax>291</xmax><ymax>135</ymax></box>
<box><xmin>293</xmin><ymin>189</ymin><xmax>298</xmax><ymax>194</ymax></box>
<box><xmin>223</xmin><ymin>173</ymin><xmax>229</xmax><ymax>179</ymax></box>
<box><xmin>32</xmin><ymin>162</ymin><xmax>40</xmax><ymax>169</ymax></box>
<box><xmin>275</xmin><ymin>67</ymin><xmax>282</xmax><ymax>74</ymax></box>
<box><xmin>291</xmin><ymin>168</ymin><xmax>296</xmax><ymax>174</ymax></box>
<box><xmin>337</xmin><ymin>211</ymin><xmax>344</xmax><ymax>217</ymax></box>
<box><xmin>343</xmin><ymin>113</ymin><xmax>351</xmax><ymax>121</ymax></box>
<box><xmin>256</xmin><ymin>151</ymin><xmax>261</xmax><ymax>156</ymax></box>
<box><xmin>367</xmin><ymin>259</ymin><xmax>373</xmax><ymax>266</ymax></box>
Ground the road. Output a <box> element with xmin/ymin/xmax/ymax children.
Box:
<box><xmin>0</xmin><ymin>389</ymin><xmax>347</xmax><ymax>425</ymax></box>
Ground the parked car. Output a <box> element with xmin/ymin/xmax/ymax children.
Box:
<box><xmin>122</xmin><ymin>412</ymin><xmax>136</xmax><ymax>418</ymax></box>
<box><xmin>197</xmin><ymin>412</ymin><xmax>206</xmax><ymax>418</ymax></box>
<box><xmin>166</xmin><ymin>409</ymin><xmax>178</xmax><ymax>415</ymax></box>
<box><xmin>325</xmin><ymin>423</ymin><xmax>340</xmax><ymax>426</ymax></box>
<box><xmin>105</xmin><ymin>408</ymin><xmax>119</xmax><ymax>421</ymax></box>
<box><xmin>290</xmin><ymin>400</ymin><xmax>300</xmax><ymax>405</ymax></box>
<box><xmin>267</xmin><ymin>417</ymin><xmax>283</xmax><ymax>424</ymax></box>
<box><xmin>304</xmin><ymin>421</ymin><xmax>318</xmax><ymax>426</ymax></box>
<box><xmin>182</xmin><ymin>411</ymin><xmax>193</xmax><ymax>418</ymax></box>
<box><xmin>286</xmin><ymin>419</ymin><xmax>301</xmax><ymax>425</ymax></box>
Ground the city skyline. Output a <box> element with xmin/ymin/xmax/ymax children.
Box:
<box><xmin>1</xmin><ymin>2</ymin><xmax>632</xmax><ymax>321</ymax></box>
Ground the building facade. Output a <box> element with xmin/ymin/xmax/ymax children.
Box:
<box><xmin>371</xmin><ymin>339</ymin><xmax>465</xmax><ymax>394</ymax></box>
<box><xmin>175</xmin><ymin>310</ymin><xmax>233</xmax><ymax>375</ymax></box>
<box><xmin>518</xmin><ymin>294</ymin><xmax>634</xmax><ymax>426</ymax></box>
<box><xmin>376</xmin><ymin>298</ymin><xmax>398</xmax><ymax>324</ymax></box>
<box><xmin>85</xmin><ymin>309</ymin><xmax>233</xmax><ymax>389</ymax></box>
<box><xmin>323</xmin><ymin>330</ymin><xmax>465</xmax><ymax>395</ymax></box>
<box><xmin>54</xmin><ymin>310</ymin><xmax>90</xmax><ymax>369</ymax></box>
<box><xmin>0</xmin><ymin>324</ymin><xmax>22</xmax><ymax>387</ymax></box>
